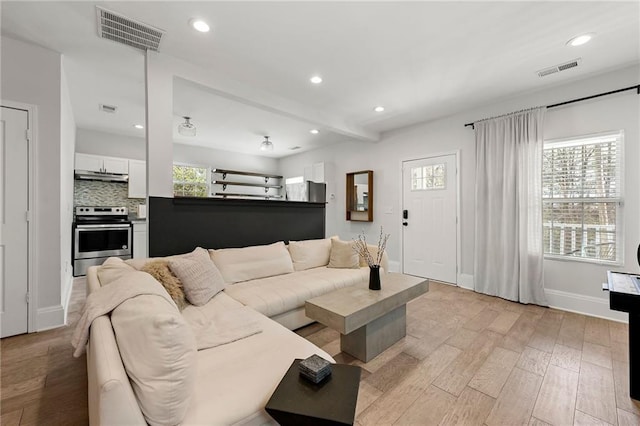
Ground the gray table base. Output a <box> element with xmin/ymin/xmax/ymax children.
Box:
<box><xmin>340</xmin><ymin>305</ymin><xmax>406</xmax><ymax>362</ymax></box>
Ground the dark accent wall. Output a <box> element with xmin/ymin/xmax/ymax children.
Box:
<box><xmin>148</xmin><ymin>197</ymin><xmax>326</xmax><ymax>257</ymax></box>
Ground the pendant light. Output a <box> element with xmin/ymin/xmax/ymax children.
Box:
<box><xmin>178</xmin><ymin>116</ymin><xmax>196</xmax><ymax>137</ymax></box>
<box><xmin>260</xmin><ymin>136</ymin><xmax>274</xmax><ymax>151</ymax></box>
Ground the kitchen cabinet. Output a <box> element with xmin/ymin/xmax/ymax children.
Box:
<box><xmin>128</xmin><ymin>160</ymin><xmax>146</xmax><ymax>198</ymax></box>
<box><xmin>132</xmin><ymin>222</ymin><xmax>148</xmax><ymax>258</ymax></box>
<box><xmin>75</xmin><ymin>153</ymin><xmax>128</xmax><ymax>174</ymax></box>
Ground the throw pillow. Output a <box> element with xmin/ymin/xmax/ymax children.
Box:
<box><xmin>288</xmin><ymin>238</ymin><xmax>332</xmax><ymax>271</ymax></box>
<box><xmin>110</xmin><ymin>272</ymin><xmax>197</xmax><ymax>426</ymax></box>
<box><xmin>327</xmin><ymin>238</ymin><xmax>360</xmax><ymax>269</ymax></box>
<box><xmin>168</xmin><ymin>247</ymin><xmax>225</xmax><ymax>306</ymax></box>
<box><xmin>97</xmin><ymin>257</ymin><xmax>136</xmax><ymax>285</ymax></box>
<box><xmin>142</xmin><ymin>260</ymin><xmax>188</xmax><ymax>310</ymax></box>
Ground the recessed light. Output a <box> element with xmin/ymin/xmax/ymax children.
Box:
<box><xmin>310</xmin><ymin>76</ymin><xmax>323</xmax><ymax>84</ymax></box>
<box><xmin>133</xmin><ymin>124</ymin><xmax>144</xmax><ymax>129</ymax></box>
<box><xmin>374</xmin><ymin>106</ymin><xmax>385</xmax><ymax>112</ymax></box>
<box><xmin>190</xmin><ymin>19</ymin><xmax>210</xmax><ymax>33</ymax></box>
<box><xmin>567</xmin><ymin>33</ymin><xmax>593</xmax><ymax>47</ymax></box>
<box><xmin>310</xmin><ymin>129</ymin><xmax>319</xmax><ymax>134</ymax></box>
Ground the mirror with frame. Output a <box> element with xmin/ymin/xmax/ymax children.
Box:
<box><xmin>346</xmin><ymin>170</ymin><xmax>373</xmax><ymax>221</ymax></box>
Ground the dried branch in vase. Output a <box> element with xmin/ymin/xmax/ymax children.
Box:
<box><xmin>352</xmin><ymin>227</ymin><xmax>390</xmax><ymax>267</ymax></box>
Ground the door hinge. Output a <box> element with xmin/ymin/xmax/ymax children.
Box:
<box><xmin>25</xmin><ymin>292</ymin><xmax>30</xmax><ymax>304</ymax></box>
<box><xmin>25</xmin><ymin>129</ymin><xmax>31</xmax><ymax>141</ymax></box>
<box><xmin>25</xmin><ymin>210</ymin><xmax>31</xmax><ymax>222</ymax></box>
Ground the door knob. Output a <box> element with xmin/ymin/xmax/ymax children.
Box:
<box><xmin>402</xmin><ymin>222</ymin><xmax>408</xmax><ymax>226</ymax></box>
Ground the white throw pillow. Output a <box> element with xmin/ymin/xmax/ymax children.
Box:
<box><xmin>168</xmin><ymin>247</ymin><xmax>225</xmax><ymax>306</ymax></box>
<box><xmin>210</xmin><ymin>241</ymin><xmax>294</xmax><ymax>284</ymax></box>
<box><xmin>327</xmin><ymin>238</ymin><xmax>360</xmax><ymax>269</ymax></box>
<box><xmin>288</xmin><ymin>238</ymin><xmax>332</xmax><ymax>271</ymax></box>
<box><xmin>110</xmin><ymin>272</ymin><xmax>197</xmax><ymax>426</ymax></box>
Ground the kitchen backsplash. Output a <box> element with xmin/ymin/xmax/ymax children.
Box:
<box><xmin>74</xmin><ymin>180</ymin><xmax>145</xmax><ymax>214</ymax></box>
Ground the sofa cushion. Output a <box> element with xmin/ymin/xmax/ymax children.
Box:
<box><xmin>210</xmin><ymin>241</ymin><xmax>294</xmax><ymax>284</ymax></box>
<box><xmin>223</xmin><ymin>266</ymin><xmax>369</xmax><ymax>317</ymax></box>
<box><xmin>110</xmin><ymin>272</ymin><xmax>197</xmax><ymax>426</ymax></box>
<box><xmin>168</xmin><ymin>247</ymin><xmax>225</xmax><ymax>306</ymax></box>
<box><xmin>288</xmin><ymin>238</ymin><xmax>332</xmax><ymax>271</ymax></box>
<box><xmin>141</xmin><ymin>260</ymin><xmax>188</xmax><ymax>310</ymax></box>
<box><xmin>328</xmin><ymin>238</ymin><xmax>359</xmax><ymax>269</ymax></box>
<box><xmin>97</xmin><ymin>257</ymin><xmax>137</xmax><ymax>285</ymax></box>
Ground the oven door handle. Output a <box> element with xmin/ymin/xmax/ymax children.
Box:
<box><xmin>76</xmin><ymin>224</ymin><xmax>131</xmax><ymax>230</ymax></box>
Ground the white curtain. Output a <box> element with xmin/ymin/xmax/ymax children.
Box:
<box><xmin>474</xmin><ymin>108</ymin><xmax>548</xmax><ymax>305</ymax></box>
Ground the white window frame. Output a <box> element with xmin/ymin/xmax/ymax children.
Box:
<box><xmin>542</xmin><ymin>130</ymin><xmax>624</xmax><ymax>266</ymax></box>
<box><xmin>172</xmin><ymin>163</ymin><xmax>211</xmax><ymax>198</ymax></box>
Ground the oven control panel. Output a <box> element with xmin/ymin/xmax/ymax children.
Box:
<box><xmin>75</xmin><ymin>206</ymin><xmax>128</xmax><ymax>216</ymax></box>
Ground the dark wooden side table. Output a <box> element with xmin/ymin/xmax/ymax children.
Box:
<box><xmin>265</xmin><ymin>359</ymin><xmax>361</xmax><ymax>425</ymax></box>
<box><xmin>604</xmin><ymin>271</ymin><xmax>640</xmax><ymax>400</ymax></box>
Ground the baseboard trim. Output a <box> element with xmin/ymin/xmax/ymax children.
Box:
<box><xmin>37</xmin><ymin>305</ymin><xmax>65</xmax><ymax>331</ymax></box>
<box><xmin>544</xmin><ymin>288</ymin><xmax>627</xmax><ymax>323</ymax></box>
<box><xmin>457</xmin><ymin>273</ymin><xmax>474</xmax><ymax>290</ymax></box>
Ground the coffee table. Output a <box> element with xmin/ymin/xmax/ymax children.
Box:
<box><xmin>265</xmin><ymin>359</ymin><xmax>361</xmax><ymax>425</ymax></box>
<box><xmin>305</xmin><ymin>273</ymin><xmax>428</xmax><ymax>362</ymax></box>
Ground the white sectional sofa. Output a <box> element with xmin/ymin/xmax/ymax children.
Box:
<box><xmin>85</xmin><ymin>237</ymin><xmax>388</xmax><ymax>425</ymax></box>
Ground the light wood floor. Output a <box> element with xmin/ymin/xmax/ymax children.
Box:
<box><xmin>2</xmin><ymin>279</ymin><xmax>639</xmax><ymax>425</ymax></box>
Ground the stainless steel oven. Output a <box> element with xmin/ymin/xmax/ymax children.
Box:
<box><xmin>73</xmin><ymin>207</ymin><xmax>132</xmax><ymax>276</ymax></box>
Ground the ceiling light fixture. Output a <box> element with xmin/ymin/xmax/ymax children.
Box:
<box><xmin>310</xmin><ymin>76</ymin><xmax>323</xmax><ymax>84</ymax></box>
<box><xmin>178</xmin><ymin>116</ymin><xmax>196</xmax><ymax>137</ymax></box>
<box><xmin>260</xmin><ymin>136</ymin><xmax>274</xmax><ymax>151</ymax></box>
<box><xmin>190</xmin><ymin>19</ymin><xmax>210</xmax><ymax>33</ymax></box>
<box><xmin>310</xmin><ymin>129</ymin><xmax>319</xmax><ymax>134</ymax></box>
<box><xmin>567</xmin><ymin>33</ymin><xmax>593</xmax><ymax>47</ymax></box>
<box><xmin>374</xmin><ymin>106</ymin><xmax>385</xmax><ymax>112</ymax></box>
<box><xmin>133</xmin><ymin>124</ymin><xmax>144</xmax><ymax>129</ymax></box>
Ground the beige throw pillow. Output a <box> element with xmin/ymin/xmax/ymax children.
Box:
<box><xmin>328</xmin><ymin>238</ymin><xmax>360</xmax><ymax>269</ymax></box>
<box><xmin>288</xmin><ymin>238</ymin><xmax>332</xmax><ymax>271</ymax></box>
<box><xmin>168</xmin><ymin>247</ymin><xmax>225</xmax><ymax>306</ymax></box>
<box><xmin>142</xmin><ymin>260</ymin><xmax>188</xmax><ymax>310</ymax></box>
<box><xmin>97</xmin><ymin>257</ymin><xmax>136</xmax><ymax>285</ymax></box>
<box><xmin>110</xmin><ymin>272</ymin><xmax>197</xmax><ymax>426</ymax></box>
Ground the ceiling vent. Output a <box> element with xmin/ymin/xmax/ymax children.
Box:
<box><xmin>96</xmin><ymin>6</ymin><xmax>164</xmax><ymax>52</ymax></box>
<box><xmin>289</xmin><ymin>146</ymin><xmax>301</xmax><ymax>151</ymax></box>
<box><xmin>99</xmin><ymin>104</ymin><xmax>117</xmax><ymax>113</ymax></box>
<box><xmin>537</xmin><ymin>58</ymin><xmax>581</xmax><ymax>78</ymax></box>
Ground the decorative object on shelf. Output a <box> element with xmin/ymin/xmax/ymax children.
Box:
<box><xmin>260</xmin><ymin>136</ymin><xmax>274</xmax><ymax>151</ymax></box>
<box><xmin>177</xmin><ymin>116</ymin><xmax>196</xmax><ymax>137</ymax></box>
<box><xmin>352</xmin><ymin>226</ymin><xmax>390</xmax><ymax>291</ymax></box>
<box><xmin>298</xmin><ymin>354</ymin><xmax>332</xmax><ymax>384</ymax></box>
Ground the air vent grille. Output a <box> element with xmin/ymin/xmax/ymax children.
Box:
<box><xmin>99</xmin><ymin>104</ymin><xmax>117</xmax><ymax>113</ymax></box>
<box><xmin>96</xmin><ymin>6</ymin><xmax>164</xmax><ymax>51</ymax></box>
<box><xmin>537</xmin><ymin>58</ymin><xmax>581</xmax><ymax>78</ymax></box>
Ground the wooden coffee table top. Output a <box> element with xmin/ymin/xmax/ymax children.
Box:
<box><xmin>305</xmin><ymin>273</ymin><xmax>428</xmax><ymax>334</ymax></box>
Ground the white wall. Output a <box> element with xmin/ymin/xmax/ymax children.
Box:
<box><xmin>1</xmin><ymin>36</ymin><xmax>65</xmax><ymax>329</ymax></box>
<box><xmin>279</xmin><ymin>65</ymin><xmax>640</xmax><ymax>320</ymax></box>
<box><xmin>76</xmin><ymin>128</ymin><xmax>146</xmax><ymax>160</ymax></box>
<box><xmin>60</xmin><ymin>57</ymin><xmax>76</xmax><ymax>320</ymax></box>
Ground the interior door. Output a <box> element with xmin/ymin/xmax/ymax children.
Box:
<box><xmin>402</xmin><ymin>154</ymin><xmax>457</xmax><ymax>283</ymax></box>
<box><xmin>1</xmin><ymin>106</ymin><xmax>30</xmax><ymax>337</ymax></box>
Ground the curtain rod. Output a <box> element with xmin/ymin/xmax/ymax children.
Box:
<box><xmin>464</xmin><ymin>84</ymin><xmax>640</xmax><ymax>129</ymax></box>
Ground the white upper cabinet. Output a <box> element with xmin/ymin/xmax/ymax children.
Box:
<box><xmin>75</xmin><ymin>153</ymin><xmax>128</xmax><ymax>174</ymax></box>
<box><xmin>128</xmin><ymin>160</ymin><xmax>146</xmax><ymax>198</ymax></box>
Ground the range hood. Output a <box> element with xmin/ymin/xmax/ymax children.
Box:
<box><xmin>74</xmin><ymin>170</ymin><xmax>129</xmax><ymax>182</ymax></box>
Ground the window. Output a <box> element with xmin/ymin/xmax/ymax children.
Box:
<box><xmin>411</xmin><ymin>163</ymin><xmax>446</xmax><ymax>190</ymax></box>
<box><xmin>173</xmin><ymin>164</ymin><xmax>209</xmax><ymax>197</ymax></box>
<box><xmin>542</xmin><ymin>131</ymin><xmax>623</xmax><ymax>263</ymax></box>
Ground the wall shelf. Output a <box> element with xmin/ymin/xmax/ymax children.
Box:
<box><xmin>214</xmin><ymin>192</ymin><xmax>283</xmax><ymax>199</ymax></box>
<box><xmin>212</xmin><ymin>168</ymin><xmax>283</xmax><ymax>199</ymax></box>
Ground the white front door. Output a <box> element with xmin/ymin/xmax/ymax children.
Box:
<box><xmin>1</xmin><ymin>106</ymin><xmax>30</xmax><ymax>337</ymax></box>
<box><xmin>402</xmin><ymin>154</ymin><xmax>457</xmax><ymax>283</ymax></box>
